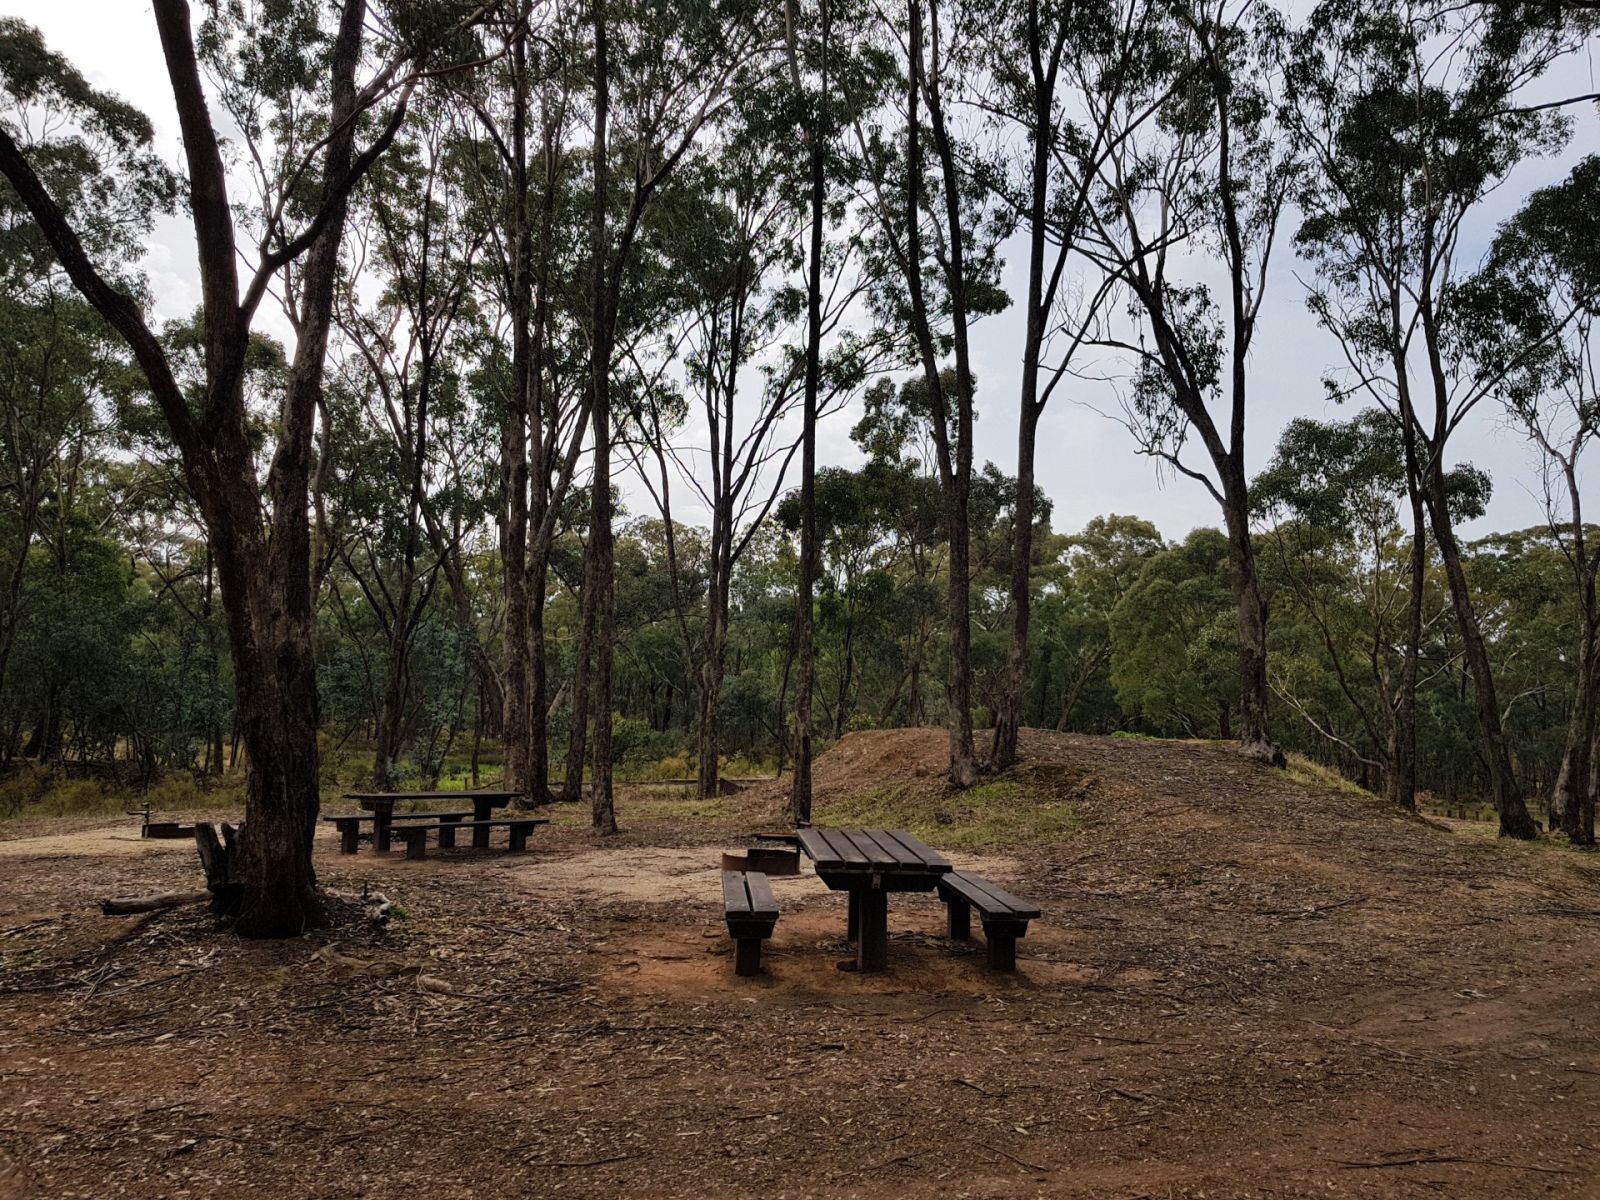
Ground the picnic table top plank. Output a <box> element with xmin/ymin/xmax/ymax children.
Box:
<box><xmin>816</xmin><ymin>828</ymin><xmax>869</xmax><ymax>867</ymax></box>
<box><xmin>846</xmin><ymin>830</ymin><xmax>902</xmax><ymax>868</ymax></box>
<box><xmin>797</xmin><ymin>828</ymin><xmax>859</xmax><ymax>870</ymax></box>
<box><xmin>343</xmin><ymin>789</ymin><xmax>523</xmax><ymax>802</ymax></box>
<box><xmin>796</xmin><ymin>828</ymin><xmax>953</xmax><ymax>875</ymax></box>
<box><xmin>874</xmin><ymin>828</ymin><xmax>953</xmax><ymax>870</ymax></box>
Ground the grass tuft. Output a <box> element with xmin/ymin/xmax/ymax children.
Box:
<box><xmin>1283</xmin><ymin>753</ymin><xmax>1375</xmax><ymax>799</ymax></box>
<box><xmin>815</xmin><ymin>778</ymin><xmax>1079</xmax><ymax>850</ymax></box>
<box><xmin>0</xmin><ymin>769</ymin><xmax>247</xmax><ymax>821</ymax></box>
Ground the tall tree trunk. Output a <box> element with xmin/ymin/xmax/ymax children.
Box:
<box><xmin>992</xmin><ymin>0</ymin><xmax>1060</xmax><ymax>773</ymax></box>
<box><xmin>907</xmin><ymin>0</ymin><xmax>976</xmax><ymax>787</ymax></box>
<box><xmin>1551</xmin><ymin>466</ymin><xmax>1597</xmax><ymax>844</ymax></box>
<box><xmin>786</xmin><ymin>0</ymin><xmax>828</xmax><ymax>827</ymax></box>
<box><xmin>1423</xmin><ymin>462</ymin><xmax>1538</xmax><ymax>839</ymax></box>
<box><xmin>522</xmin><ymin>78</ymin><xmax>566</xmax><ymax>807</ymax></box>
<box><xmin>698</xmin><ymin>541</ymin><xmax>728</xmax><ymax>801</ymax></box>
<box><xmin>500</xmin><ymin>26</ymin><xmax>535</xmax><ymax>798</ymax></box>
<box><xmin>586</xmin><ymin>0</ymin><xmax>618</xmax><ymax>835</ymax></box>
<box><xmin>1220</xmin><ymin>466</ymin><xmax>1275</xmax><ymax>762</ymax></box>
<box><xmin>562</xmin><ymin>542</ymin><xmax>595</xmax><ymax>803</ymax></box>
<box><xmin>527</xmin><ymin>559</ymin><xmax>551</xmax><ymax>800</ymax></box>
<box><xmin>1388</xmin><ymin>473</ymin><xmax>1427</xmax><ymax>810</ymax></box>
<box><xmin>1553</xmin><ymin>633</ymin><xmax>1598</xmax><ymax>843</ymax></box>
<box><xmin>993</xmin><ymin>399</ymin><xmax>1036</xmax><ymax>772</ymax></box>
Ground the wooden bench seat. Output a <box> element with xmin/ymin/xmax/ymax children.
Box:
<box><xmin>722</xmin><ymin>870</ymin><xmax>779</xmax><ymax>976</ymax></box>
<box><xmin>392</xmin><ymin>818</ymin><xmax>550</xmax><ymax>859</ymax></box>
<box><xmin>936</xmin><ymin>871</ymin><xmax>1041</xmax><ymax>971</ymax></box>
<box><xmin>320</xmin><ymin>811</ymin><xmax>474</xmax><ymax>854</ymax></box>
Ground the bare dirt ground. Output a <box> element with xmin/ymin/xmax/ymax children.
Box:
<box><xmin>3</xmin><ymin>728</ymin><xmax>1600</xmax><ymax>1199</ymax></box>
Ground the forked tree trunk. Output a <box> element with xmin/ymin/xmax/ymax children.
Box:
<box><xmin>1211</xmin><ymin>452</ymin><xmax>1279</xmax><ymax>765</ymax></box>
<box><xmin>0</xmin><ymin>0</ymin><xmax>408</xmax><ymax>934</ymax></box>
<box><xmin>992</xmin><ymin>3</ymin><xmax>1064</xmax><ymax>773</ymax></box>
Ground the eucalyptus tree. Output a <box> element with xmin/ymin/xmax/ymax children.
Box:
<box><xmin>1074</xmin><ymin>0</ymin><xmax>1296</xmax><ymax>765</ymax></box>
<box><xmin>575</xmin><ymin>0</ymin><xmax>770</xmax><ymax>833</ymax></box>
<box><xmin>453</xmin><ymin>0</ymin><xmax>592</xmax><ymax>803</ymax></box>
<box><xmin>1286</xmin><ymin>0</ymin><xmax>1584</xmax><ymax>837</ymax></box>
<box><xmin>0</xmin><ymin>2</ymin><xmax>471</xmax><ymax>933</ymax></box>
<box><xmin>629</xmin><ymin>104</ymin><xmax>888</xmax><ymax>802</ymax></box>
<box><xmin>1253</xmin><ymin>410</ymin><xmax>1486</xmax><ymax>806</ymax></box>
<box><xmin>855</xmin><ymin>0</ymin><xmax>1012</xmax><ymax>787</ymax></box>
<box><xmin>332</xmin><ymin>103</ymin><xmax>488</xmax><ymax>786</ymax></box>
<box><xmin>1470</xmin><ymin>158</ymin><xmax>1600</xmax><ymax>841</ymax></box>
<box><xmin>976</xmin><ymin>0</ymin><xmax>1162</xmax><ymax>771</ymax></box>
<box><xmin>627</xmin><ymin>151</ymin><xmax>807</xmax><ymax>802</ymax></box>
<box><xmin>0</xmin><ymin>294</ymin><xmax>124</xmax><ymax>711</ymax></box>
<box><xmin>771</xmin><ymin>0</ymin><xmax>888</xmax><ymax>821</ymax></box>
<box><xmin>785</xmin><ymin>0</ymin><xmax>831</xmax><ymax>825</ymax></box>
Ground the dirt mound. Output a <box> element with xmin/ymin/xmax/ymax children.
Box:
<box><xmin>745</xmin><ymin>727</ymin><xmax>950</xmax><ymax>816</ymax></box>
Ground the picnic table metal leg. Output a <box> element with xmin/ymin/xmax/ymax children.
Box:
<box><xmin>846</xmin><ymin>891</ymin><xmax>860</xmax><ymax>942</ymax></box>
<box><xmin>337</xmin><ymin>820</ymin><xmax>359</xmax><ymax>855</ymax></box>
<box><xmin>375</xmin><ymin>811</ymin><xmax>393</xmax><ymax>854</ymax></box>
<box><xmin>856</xmin><ymin>889</ymin><xmax>888</xmax><ymax>972</ymax></box>
<box><xmin>472</xmin><ymin>799</ymin><xmax>493</xmax><ymax>849</ymax></box>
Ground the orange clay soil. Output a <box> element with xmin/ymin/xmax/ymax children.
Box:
<box><xmin>3</xmin><ymin>727</ymin><xmax>1599</xmax><ymax>1199</ymax></box>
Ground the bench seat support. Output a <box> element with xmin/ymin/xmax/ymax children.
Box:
<box><xmin>936</xmin><ymin>871</ymin><xmax>1040</xmax><ymax>973</ymax></box>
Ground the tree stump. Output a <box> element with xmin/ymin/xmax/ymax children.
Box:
<box><xmin>194</xmin><ymin>822</ymin><xmax>245</xmax><ymax>916</ymax></box>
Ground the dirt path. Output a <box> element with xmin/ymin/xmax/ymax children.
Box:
<box><xmin>3</xmin><ymin>729</ymin><xmax>1599</xmax><ymax>1198</ymax></box>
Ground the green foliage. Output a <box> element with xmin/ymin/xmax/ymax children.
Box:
<box><xmin>1109</xmin><ymin>528</ymin><xmax>1239</xmax><ymax>736</ymax></box>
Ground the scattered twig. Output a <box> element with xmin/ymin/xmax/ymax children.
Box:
<box><xmin>1332</xmin><ymin>1155</ymin><xmax>1575</xmax><ymax>1175</ymax></box>
<box><xmin>547</xmin><ymin>1153</ymin><xmax>635</xmax><ymax>1168</ymax></box>
<box><xmin>951</xmin><ymin>1077</ymin><xmax>1005</xmax><ymax>1098</ymax></box>
<box><xmin>1108</xmin><ymin>1087</ymin><xmax>1158</xmax><ymax>1104</ymax></box>
<box><xmin>978</xmin><ymin>1142</ymin><xmax>1051</xmax><ymax>1173</ymax></box>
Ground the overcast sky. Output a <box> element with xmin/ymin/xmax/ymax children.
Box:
<box><xmin>13</xmin><ymin>2</ymin><xmax>1599</xmax><ymax>544</ymax></box>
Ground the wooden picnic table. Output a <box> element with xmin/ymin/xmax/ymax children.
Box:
<box><xmin>342</xmin><ymin>790</ymin><xmax>524</xmax><ymax>852</ymax></box>
<box><xmin>796</xmin><ymin>828</ymin><xmax>952</xmax><ymax>972</ymax></box>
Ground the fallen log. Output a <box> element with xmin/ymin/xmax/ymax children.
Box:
<box><xmin>99</xmin><ymin>891</ymin><xmax>211</xmax><ymax>915</ymax></box>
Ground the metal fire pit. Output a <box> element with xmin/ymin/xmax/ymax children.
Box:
<box><xmin>721</xmin><ymin>845</ymin><xmax>801</xmax><ymax>876</ymax></box>
<box><xmin>142</xmin><ymin>822</ymin><xmax>196</xmax><ymax>839</ymax></box>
